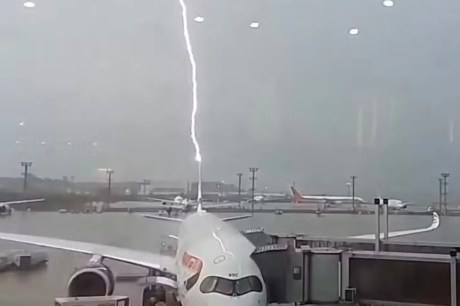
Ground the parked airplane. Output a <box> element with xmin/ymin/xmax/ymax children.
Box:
<box><xmin>0</xmin><ymin>206</ymin><xmax>264</xmax><ymax>306</ymax></box>
<box><xmin>146</xmin><ymin>196</ymin><xmax>196</xmax><ymax>212</ymax></box>
<box><xmin>250</xmin><ymin>193</ymin><xmax>291</xmax><ymax>203</ymax></box>
<box><xmin>0</xmin><ymin>202</ymin><xmax>439</xmax><ymax>305</ymax></box>
<box><xmin>253</xmin><ymin>195</ymin><xmax>265</xmax><ymax>202</ymax></box>
<box><xmin>378</xmin><ymin>198</ymin><xmax>411</xmax><ymax>210</ymax></box>
<box><xmin>0</xmin><ymin>199</ymin><xmax>45</xmax><ymax>216</ymax></box>
<box><xmin>290</xmin><ymin>186</ymin><xmax>365</xmax><ymax>205</ymax></box>
<box><xmin>148</xmin><ymin>196</ymin><xmax>240</xmax><ymax>213</ymax></box>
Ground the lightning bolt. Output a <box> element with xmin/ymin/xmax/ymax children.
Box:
<box><xmin>177</xmin><ymin>0</ymin><xmax>203</xmax><ymax>204</ymax></box>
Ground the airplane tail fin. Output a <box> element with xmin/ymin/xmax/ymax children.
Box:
<box><xmin>290</xmin><ymin>186</ymin><xmax>304</xmax><ymax>203</ymax></box>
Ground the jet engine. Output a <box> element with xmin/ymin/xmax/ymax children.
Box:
<box><xmin>67</xmin><ymin>256</ymin><xmax>114</xmax><ymax>297</ymax></box>
<box><xmin>0</xmin><ymin>205</ymin><xmax>12</xmax><ymax>215</ymax></box>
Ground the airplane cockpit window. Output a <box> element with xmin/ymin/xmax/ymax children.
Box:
<box><xmin>235</xmin><ymin>276</ymin><xmax>263</xmax><ymax>295</ymax></box>
<box><xmin>200</xmin><ymin>275</ymin><xmax>263</xmax><ymax>296</ymax></box>
<box><xmin>185</xmin><ymin>272</ymin><xmax>200</xmax><ymax>290</ymax></box>
<box><xmin>199</xmin><ymin>276</ymin><xmax>218</xmax><ymax>293</ymax></box>
<box><xmin>216</xmin><ymin>277</ymin><xmax>234</xmax><ymax>295</ymax></box>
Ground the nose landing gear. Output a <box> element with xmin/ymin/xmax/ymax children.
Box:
<box><xmin>142</xmin><ymin>286</ymin><xmax>181</xmax><ymax>306</ymax></box>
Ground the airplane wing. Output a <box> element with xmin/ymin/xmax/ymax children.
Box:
<box><xmin>201</xmin><ymin>202</ymin><xmax>241</xmax><ymax>209</ymax></box>
<box><xmin>165</xmin><ymin>204</ymin><xmax>189</xmax><ymax>210</ymax></box>
<box><xmin>146</xmin><ymin>198</ymin><xmax>198</xmax><ymax>209</ymax></box>
<box><xmin>141</xmin><ymin>214</ymin><xmax>184</xmax><ymax>222</ymax></box>
<box><xmin>0</xmin><ymin>199</ymin><xmax>45</xmax><ymax>206</ymax></box>
<box><xmin>350</xmin><ymin>212</ymin><xmax>440</xmax><ymax>239</ymax></box>
<box><xmin>0</xmin><ymin>232</ymin><xmax>176</xmax><ymax>273</ymax></box>
<box><xmin>146</xmin><ymin>198</ymin><xmax>181</xmax><ymax>205</ymax></box>
<box><xmin>143</xmin><ymin>202</ymin><xmax>187</xmax><ymax>211</ymax></box>
<box><xmin>141</xmin><ymin>214</ymin><xmax>252</xmax><ymax>223</ymax></box>
<box><xmin>146</xmin><ymin>197</ymin><xmax>170</xmax><ymax>202</ymax></box>
<box><xmin>160</xmin><ymin>202</ymin><xmax>240</xmax><ymax>211</ymax></box>
<box><xmin>220</xmin><ymin>214</ymin><xmax>252</xmax><ymax>222</ymax></box>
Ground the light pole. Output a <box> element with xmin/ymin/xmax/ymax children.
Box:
<box><xmin>249</xmin><ymin>168</ymin><xmax>258</xmax><ymax>213</ymax></box>
<box><xmin>351</xmin><ymin>176</ymin><xmax>356</xmax><ymax>212</ymax></box>
<box><xmin>106</xmin><ymin>169</ymin><xmax>114</xmax><ymax>196</ymax></box>
<box><xmin>439</xmin><ymin>178</ymin><xmax>443</xmax><ymax>213</ymax></box>
<box><xmin>236</xmin><ymin>173</ymin><xmax>243</xmax><ymax>204</ymax></box>
<box><xmin>441</xmin><ymin>172</ymin><xmax>450</xmax><ymax>213</ymax></box>
<box><xmin>21</xmin><ymin>161</ymin><xmax>33</xmax><ymax>192</ymax></box>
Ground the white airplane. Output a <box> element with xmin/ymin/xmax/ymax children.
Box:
<box><xmin>146</xmin><ymin>195</ymin><xmax>196</xmax><ymax>213</ymax></box>
<box><xmin>240</xmin><ymin>196</ymin><xmax>264</xmax><ymax>204</ymax></box>
<box><xmin>253</xmin><ymin>195</ymin><xmax>265</xmax><ymax>202</ymax></box>
<box><xmin>0</xmin><ymin>199</ymin><xmax>45</xmax><ymax>216</ymax></box>
<box><xmin>290</xmin><ymin>186</ymin><xmax>365</xmax><ymax>205</ymax></box>
<box><xmin>149</xmin><ymin>195</ymin><xmax>240</xmax><ymax>213</ymax></box>
<box><xmin>251</xmin><ymin>193</ymin><xmax>289</xmax><ymax>203</ymax></box>
<box><xmin>380</xmin><ymin>198</ymin><xmax>411</xmax><ymax>210</ymax></box>
<box><xmin>149</xmin><ymin>195</ymin><xmax>193</xmax><ymax>205</ymax></box>
<box><xmin>0</xmin><ymin>205</ymin><xmax>266</xmax><ymax>306</ymax></box>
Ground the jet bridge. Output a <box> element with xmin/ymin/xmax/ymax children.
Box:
<box><xmin>247</xmin><ymin>230</ymin><xmax>460</xmax><ymax>306</ymax></box>
<box><xmin>247</xmin><ymin>230</ymin><xmax>343</xmax><ymax>304</ymax></box>
<box><xmin>250</xmin><ymin>236</ymin><xmax>343</xmax><ymax>305</ymax></box>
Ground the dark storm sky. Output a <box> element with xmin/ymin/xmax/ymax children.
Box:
<box><xmin>1</xmin><ymin>0</ymin><xmax>459</xmax><ymax>201</ymax></box>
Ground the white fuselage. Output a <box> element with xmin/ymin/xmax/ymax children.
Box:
<box><xmin>173</xmin><ymin>196</ymin><xmax>187</xmax><ymax>205</ymax></box>
<box><xmin>174</xmin><ymin>211</ymin><xmax>267</xmax><ymax>306</ymax></box>
<box><xmin>387</xmin><ymin>199</ymin><xmax>407</xmax><ymax>209</ymax></box>
<box><xmin>173</xmin><ymin>196</ymin><xmax>195</xmax><ymax>207</ymax></box>
<box><xmin>295</xmin><ymin>195</ymin><xmax>366</xmax><ymax>204</ymax></box>
<box><xmin>253</xmin><ymin>196</ymin><xmax>265</xmax><ymax>202</ymax></box>
<box><xmin>291</xmin><ymin>186</ymin><xmax>365</xmax><ymax>205</ymax></box>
